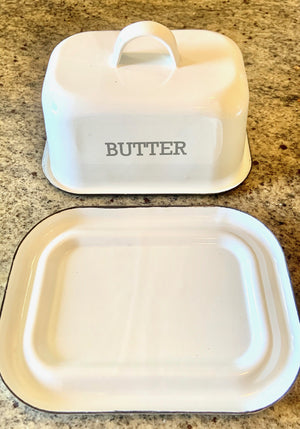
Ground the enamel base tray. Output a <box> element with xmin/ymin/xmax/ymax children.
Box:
<box><xmin>0</xmin><ymin>207</ymin><xmax>299</xmax><ymax>413</ymax></box>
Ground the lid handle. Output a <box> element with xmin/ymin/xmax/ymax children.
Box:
<box><xmin>111</xmin><ymin>21</ymin><xmax>180</xmax><ymax>68</ymax></box>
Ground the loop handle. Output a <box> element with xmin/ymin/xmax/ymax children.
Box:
<box><xmin>111</xmin><ymin>21</ymin><xmax>180</xmax><ymax>68</ymax></box>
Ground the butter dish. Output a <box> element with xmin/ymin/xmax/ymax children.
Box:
<box><xmin>42</xmin><ymin>21</ymin><xmax>250</xmax><ymax>194</ymax></box>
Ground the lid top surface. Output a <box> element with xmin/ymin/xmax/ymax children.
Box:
<box><xmin>46</xmin><ymin>30</ymin><xmax>248</xmax><ymax>110</ymax></box>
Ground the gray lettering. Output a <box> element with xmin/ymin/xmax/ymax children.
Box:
<box><xmin>105</xmin><ymin>141</ymin><xmax>187</xmax><ymax>156</ymax></box>
<box><xmin>132</xmin><ymin>142</ymin><xmax>145</xmax><ymax>156</ymax></box>
<box><xmin>118</xmin><ymin>142</ymin><xmax>132</xmax><ymax>156</ymax></box>
<box><xmin>174</xmin><ymin>141</ymin><xmax>187</xmax><ymax>155</ymax></box>
<box><xmin>160</xmin><ymin>141</ymin><xmax>173</xmax><ymax>155</ymax></box>
<box><xmin>148</xmin><ymin>142</ymin><xmax>160</xmax><ymax>155</ymax></box>
<box><xmin>105</xmin><ymin>142</ymin><xmax>118</xmax><ymax>156</ymax></box>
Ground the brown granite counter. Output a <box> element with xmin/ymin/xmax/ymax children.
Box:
<box><xmin>0</xmin><ymin>0</ymin><xmax>299</xmax><ymax>427</ymax></box>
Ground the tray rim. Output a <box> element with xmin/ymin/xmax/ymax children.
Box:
<box><xmin>0</xmin><ymin>206</ymin><xmax>299</xmax><ymax>414</ymax></box>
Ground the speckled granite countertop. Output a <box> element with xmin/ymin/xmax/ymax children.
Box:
<box><xmin>0</xmin><ymin>0</ymin><xmax>299</xmax><ymax>427</ymax></box>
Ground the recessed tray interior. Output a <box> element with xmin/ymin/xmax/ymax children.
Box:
<box><xmin>0</xmin><ymin>207</ymin><xmax>299</xmax><ymax>413</ymax></box>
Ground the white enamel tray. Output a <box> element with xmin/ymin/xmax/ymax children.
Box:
<box><xmin>0</xmin><ymin>207</ymin><xmax>299</xmax><ymax>413</ymax></box>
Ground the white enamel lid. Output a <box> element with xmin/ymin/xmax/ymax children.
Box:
<box><xmin>43</xmin><ymin>21</ymin><xmax>248</xmax><ymax>115</ymax></box>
